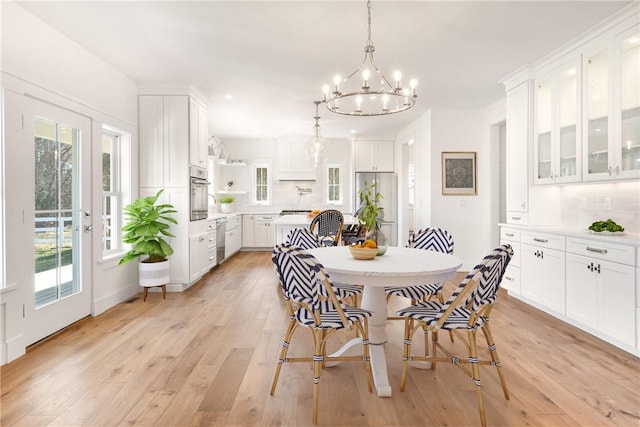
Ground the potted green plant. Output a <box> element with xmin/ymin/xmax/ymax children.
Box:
<box><xmin>355</xmin><ymin>181</ymin><xmax>386</xmax><ymax>253</ymax></box>
<box><xmin>119</xmin><ymin>189</ymin><xmax>177</xmax><ymax>289</ymax></box>
<box><xmin>219</xmin><ymin>195</ymin><xmax>235</xmax><ymax>213</ymax></box>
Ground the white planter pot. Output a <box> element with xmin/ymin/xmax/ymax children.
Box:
<box><xmin>139</xmin><ymin>259</ymin><xmax>170</xmax><ymax>287</ymax></box>
<box><xmin>220</xmin><ymin>203</ymin><xmax>233</xmax><ymax>213</ymax></box>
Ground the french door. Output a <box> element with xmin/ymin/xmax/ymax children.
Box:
<box><xmin>23</xmin><ymin>97</ymin><xmax>93</xmax><ymax>345</ymax></box>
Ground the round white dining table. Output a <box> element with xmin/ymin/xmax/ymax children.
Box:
<box><xmin>307</xmin><ymin>246</ymin><xmax>462</xmax><ymax>397</ymax></box>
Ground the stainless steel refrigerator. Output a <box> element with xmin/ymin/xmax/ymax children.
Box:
<box><xmin>354</xmin><ymin>172</ymin><xmax>398</xmax><ymax>246</ymax></box>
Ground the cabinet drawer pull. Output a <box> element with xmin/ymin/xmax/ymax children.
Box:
<box><xmin>504</xmin><ymin>276</ymin><xmax>514</xmax><ymax>281</ymax></box>
<box><xmin>586</xmin><ymin>246</ymin><xmax>607</xmax><ymax>254</ymax></box>
<box><xmin>511</xmin><ymin>216</ymin><xmax>521</xmax><ymax>221</ymax></box>
<box><xmin>505</xmin><ymin>233</ymin><xmax>515</xmax><ymax>237</ymax></box>
<box><xmin>533</xmin><ymin>238</ymin><xmax>548</xmax><ymax>243</ymax></box>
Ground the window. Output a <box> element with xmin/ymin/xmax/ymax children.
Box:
<box><xmin>101</xmin><ymin>126</ymin><xmax>131</xmax><ymax>257</ymax></box>
<box><xmin>253</xmin><ymin>163</ymin><xmax>271</xmax><ymax>205</ymax></box>
<box><xmin>327</xmin><ymin>164</ymin><xmax>343</xmax><ymax>204</ymax></box>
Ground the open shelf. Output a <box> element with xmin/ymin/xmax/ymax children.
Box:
<box><xmin>216</xmin><ymin>190</ymin><xmax>247</xmax><ymax>195</ymax></box>
<box><xmin>216</xmin><ymin>160</ymin><xmax>246</xmax><ymax>166</ymax></box>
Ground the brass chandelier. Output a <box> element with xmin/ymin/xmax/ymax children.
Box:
<box><xmin>322</xmin><ymin>0</ymin><xmax>418</xmax><ymax>116</ymax></box>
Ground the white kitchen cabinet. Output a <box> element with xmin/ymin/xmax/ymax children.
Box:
<box><xmin>583</xmin><ymin>24</ymin><xmax>640</xmax><ymax>181</ymax></box>
<box><xmin>139</xmin><ymin>95</ymin><xmax>190</xmax><ymax>188</ymax></box>
<box><xmin>275</xmin><ymin>139</ymin><xmax>315</xmax><ymax>181</ymax></box>
<box><xmin>533</xmin><ymin>57</ymin><xmax>582</xmax><ymax>184</ymax></box>
<box><xmin>189</xmin><ymin>233</ymin><xmax>209</xmax><ymax>283</ymax></box>
<box><xmin>242</xmin><ymin>214</ymin><xmax>275</xmax><ymax>248</ymax></box>
<box><xmin>255</xmin><ymin>215</ymin><xmax>276</xmax><ymax>247</ymax></box>
<box><xmin>189</xmin><ymin>97</ymin><xmax>209</xmax><ymax>168</ymax></box>
<box><xmin>505</xmin><ymin>81</ymin><xmax>531</xmax><ymax>222</ymax></box>
<box><xmin>225</xmin><ymin>215</ymin><xmax>242</xmax><ymax>258</ymax></box>
<box><xmin>566</xmin><ymin>237</ymin><xmax>636</xmax><ymax>348</ymax></box>
<box><xmin>206</xmin><ymin>221</ymin><xmax>217</xmax><ymax>269</ymax></box>
<box><xmin>354</xmin><ymin>140</ymin><xmax>394</xmax><ymax>172</ymax></box>
<box><xmin>500</xmin><ymin>227</ymin><xmax>521</xmax><ymax>295</ymax></box>
<box><xmin>520</xmin><ymin>231</ymin><xmax>566</xmax><ymax>316</ymax></box>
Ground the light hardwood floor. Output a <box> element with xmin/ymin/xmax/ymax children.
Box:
<box><xmin>1</xmin><ymin>251</ymin><xmax>639</xmax><ymax>426</ymax></box>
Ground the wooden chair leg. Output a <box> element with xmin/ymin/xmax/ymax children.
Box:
<box><xmin>468</xmin><ymin>330</ymin><xmax>487</xmax><ymax>427</ymax></box>
<box><xmin>482</xmin><ymin>323</ymin><xmax>510</xmax><ymax>400</ymax></box>
<box><xmin>312</xmin><ymin>329</ymin><xmax>323</xmax><ymax>424</ymax></box>
<box><xmin>400</xmin><ymin>318</ymin><xmax>413</xmax><ymax>391</ymax></box>
<box><xmin>431</xmin><ymin>330</ymin><xmax>439</xmax><ymax>370</ymax></box>
<box><xmin>270</xmin><ymin>316</ymin><xmax>297</xmax><ymax>396</ymax></box>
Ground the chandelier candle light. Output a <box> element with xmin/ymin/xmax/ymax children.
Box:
<box><xmin>322</xmin><ymin>0</ymin><xmax>417</xmax><ymax>116</ymax></box>
<box><xmin>306</xmin><ymin>100</ymin><xmax>329</xmax><ymax>168</ymax></box>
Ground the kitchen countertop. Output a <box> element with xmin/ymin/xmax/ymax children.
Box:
<box><xmin>273</xmin><ymin>214</ymin><xmax>358</xmax><ymax>225</ymax></box>
<box><xmin>498</xmin><ymin>223</ymin><xmax>640</xmax><ymax>247</ymax></box>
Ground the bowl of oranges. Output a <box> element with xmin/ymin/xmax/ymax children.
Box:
<box><xmin>349</xmin><ymin>239</ymin><xmax>379</xmax><ymax>260</ymax></box>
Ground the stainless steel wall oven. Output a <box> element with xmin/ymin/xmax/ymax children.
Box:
<box><xmin>190</xmin><ymin>166</ymin><xmax>208</xmax><ymax>221</ymax></box>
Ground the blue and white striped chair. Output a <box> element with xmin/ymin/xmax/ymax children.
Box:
<box><xmin>285</xmin><ymin>227</ymin><xmax>363</xmax><ymax>303</ymax></box>
<box><xmin>270</xmin><ymin>244</ymin><xmax>373</xmax><ymax>424</ymax></box>
<box><xmin>385</xmin><ymin>227</ymin><xmax>455</xmax><ymax>304</ymax></box>
<box><xmin>309</xmin><ymin>209</ymin><xmax>344</xmax><ymax>246</ymax></box>
<box><xmin>396</xmin><ymin>244</ymin><xmax>513</xmax><ymax>427</ymax></box>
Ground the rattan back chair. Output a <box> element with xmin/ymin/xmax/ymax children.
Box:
<box><xmin>309</xmin><ymin>209</ymin><xmax>344</xmax><ymax>246</ymax></box>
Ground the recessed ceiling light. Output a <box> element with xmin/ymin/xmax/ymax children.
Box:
<box><xmin>224</xmin><ymin>94</ymin><xmax>233</xmax><ymax>100</ymax></box>
<box><xmin>350</xmin><ymin>129</ymin><xmax>356</xmax><ymax>134</ymax></box>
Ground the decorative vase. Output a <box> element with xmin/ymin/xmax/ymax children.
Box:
<box><xmin>220</xmin><ymin>202</ymin><xmax>233</xmax><ymax>213</ymax></box>
<box><xmin>139</xmin><ymin>259</ymin><xmax>170</xmax><ymax>287</ymax></box>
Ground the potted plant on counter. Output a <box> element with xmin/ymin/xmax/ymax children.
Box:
<box><xmin>119</xmin><ymin>189</ymin><xmax>177</xmax><ymax>300</ymax></box>
<box><xmin>219</xmin><ymin>195</ymin><xmax>235</xmax><ymax>213</ymax></box>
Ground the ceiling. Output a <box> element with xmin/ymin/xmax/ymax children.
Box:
<box><xmin>16</xmin><ymin>1</ymin><xmax>634</xmax><ymax>140</ymax></box>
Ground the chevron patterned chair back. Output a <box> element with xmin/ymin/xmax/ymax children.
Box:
<box><xmin>269</xmin><ymin>244</ymin><xmax>373</xmax><ymax>424</ymax></box>
<box><xmin>285</xmin><ymin>227</ymin><xmax>321</xmax><ymax>249</ymax></box>
<box><xmin>408</xmin><ymin>227</ymin><xmax>454</xmax><ymax>254</ymax></box>
<box><xmin>396</xmin><ymin>244</ymin><xmax>513</xmax><ymax>427</ymax></box>
<box><xmin>385</xmin><ymin>227</ymin><xmax>455</xmax><ymax>302</ymax></box>
<box><xmin>309</xmin><ymin>209</ymin><xmax>344</xmax><ymax>246</ymax></box>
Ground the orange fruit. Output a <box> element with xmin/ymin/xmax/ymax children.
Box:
<box><xmin>363</xmin><ymin>239</ymin><xmax>378</xmax><ymax>249</ymax></box>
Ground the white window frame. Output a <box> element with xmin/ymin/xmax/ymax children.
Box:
<box><xmin>253</xmin><ymin>161</ymin><xmax>271</xmax><ymax>205</ymax></box>
<box><xmin>101</xmin><ymin>125</ymin><xmax>131</xmax><ymax>258</ymax></box>
<box><xmin>326</xmin><ymin>163</ymin><xmax>343</xmax><ymax>205</ymax></box>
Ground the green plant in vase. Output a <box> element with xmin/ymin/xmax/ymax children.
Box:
<box><xmin>219</xmin><ymin>195</ymin><xmax>235</xmax><ymax>213</ymax></box>
<box><xmin>355</xmin><ymin>181</ymin><xmax>386</xmax><ymax>253</ymax></box>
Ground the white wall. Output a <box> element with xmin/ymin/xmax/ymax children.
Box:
<box><xmin>1</xmin><ymin>2</ymin><xmax>139</xmax><ymax>364</ymax></box>
<box><xmin>212</xmin><ymin>137</ymin><xmax>354</xmax><ymax>214</ymax></box>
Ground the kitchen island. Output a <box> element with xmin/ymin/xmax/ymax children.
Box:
<box><xmin>274</xmin><ymin>214</ymin><xmax>358</xmax><ymax>245</ymax></box>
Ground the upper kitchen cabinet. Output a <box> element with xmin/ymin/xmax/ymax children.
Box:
<box><xmin>534</xmin><ymin>58</ymin><xmax>582</xmax><ymax>184</ymax></box>
<box><xmin>275</xmin><ymin>138</ymin><xmax>315</xmax><ymax>181</ymax></box>
<box><xmin>504</xmin><ymin>80</ymin><xmax>531</xmax><ymax>223</ymax></box>
<box><xmin>354</xmin><ymin>140</ymin><xmax>394</xmax><ymax>172</ymax></box>
<box><xmin>583</xmin><ymin>24</ymin><xmax>640</xmax><ymax>181</ymax></box>
<box><xmin>139</xmin><ymin>95</ymin><xmax>190</xmax><ymax>188</ymax></box>
<box><xmin>189</xmin><ymin>97</ymin><xmax>209</xmax><ymax>168</ymax></box>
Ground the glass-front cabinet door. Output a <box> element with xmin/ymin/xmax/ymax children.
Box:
<box><xmin>617</xmin><ymin>25</ymin><xmax>640</xmax><ymax>178</ymax></box>
<box><xmin>583</xmin><ymin>24</ymin><xmax>640</xmax><ymax>181</ymax></box>
<box><xmin>533</xmin><ymin>58</ymin><xmax>581</xmax><ymax>184</ymax></box>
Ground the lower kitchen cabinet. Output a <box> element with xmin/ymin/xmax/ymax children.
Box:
<box><xmin>189</xmin><ymin>233</ymin><xmax>209</xmax><ymax>283</ymax></box>
<box><xmin>242</xmin><ymin>214</ymin><xmax>276</xmax><ymax>248</ymax></box>
<box><xmin>520</xmin><ymin>244</ymin><xmax>565</xmax><ymax>316</ymax></box>
<box><xmin>500</xmin><ymin>225</ymin><xmax>639</xmax><ymax>356</ymax></box>
<box><xmin>225</xmin><ymin>214</ymin><xmax>242</xmax><ymax>258</ymax></box>
<box><xmin>566</xmin><ymin>253</ymin><xmax>636</xmax><ymax>348</ymax></box>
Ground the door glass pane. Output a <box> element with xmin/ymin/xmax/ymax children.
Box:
<box><xmin>34</xmin><ymin>117</ymin><xmax>81</xmax><ymax>308</ymax></box>
<box><xmin>586</xmin><ymin>49</ymin><xmax>609</xmax><ymax>174</ymax></box>
<box><xmin>620</xmin><ymin>32</ymin><xmax>640</xmax><ymax>172</ymax></box>
<box><xmin>558</xmin><ymin>66</ymin><xmax>577</xmax><ymax>177</ymax></box>
<box><xmin>536</xmin><ymin>80</ymin><xmax>552</xmax><ymax>179</ymax></box>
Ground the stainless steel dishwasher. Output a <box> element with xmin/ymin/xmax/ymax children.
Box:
<box><xmin>215</xmin><ymin>217</ymin><xmax>228</xmax><ymax>264</ymax></box>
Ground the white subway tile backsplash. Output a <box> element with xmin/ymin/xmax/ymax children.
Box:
<box><xmin>561</xmin><ymin>182</ymin><xmax>640</xmax><ymax>233</ymax></box>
